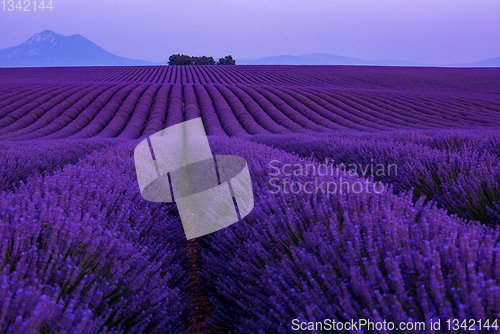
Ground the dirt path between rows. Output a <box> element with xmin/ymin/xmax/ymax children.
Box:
<box><xmin>182</xmin><ymin>239</ymin><xmax>213</xmax><ymax>334</ymax></box>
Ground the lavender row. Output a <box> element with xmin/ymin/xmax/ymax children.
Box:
<box><xmin>2</xmin><ymin>66</ymin><xmax>499</xmax><ymax>94</ymax></box>
<box><xmin>250</xmin><ymin>129</ymin><xmax>500</xmax><ymax>224</ymax></box>
<box><xmin>0</xmin><ymin>83</ymin><xmax>51</xmax><ymax>112</ymax></box>
<box><xmin>94</xmin><ymin>84</ymin><xmax>150</xmax><ymax>138</ymax></box>
<box><xmin>225</xmin><ymin>85</ymin><xmax>290</xmax><ymax>134</ymax></box>
<box><xmin>141</xmin><ymin>84</ymin><xmax>172</xmax><ymax>138</ymax></box>
<box><xmin>192</xmin><ymin>84</ymin><xmax>228</xmax><ymax>136</ymax></box>
<box><xmin>214</xmin><ymin>85</ymin><xmax>269</xmax><ymax>135</ymax></box>
<box><xmin>165</xmin><ymin>84</ymin><xmax>184</xmax><ymax>128</ymax></box>
<box><xmin>0</xmin><ymin>85</ymin><xmax>94</xmax><ymax>139</ymax></box>
<box><xmin>118</xmin><ymin>84</ymin><xmax>162</xmax><ymax>140</ymax></box>
<box><xmin>70</xmin><ymin>84</ymin><xmax>140</xmax><ymax>139</ymax></box>
<box><xmin>204</xmin><ymin>85</ymin><xmax>248</xmax><ymax>136</ymax></box>
<box><xmin>0</xmin><ymin>139</ymin><xmax>111</xmax><ymax>192</ymax></box>
<box><xmin>2</xmin><ymin>82</ymin><xmax>499</xmax><ymax>140</ymax></box>
<box><xmin>13</xmin><ymin>85</ymin><xmax>113</xmax><ymax>141</ymax></box>
<box><xmin>278</xmin><ymin>87</ymin><xmax>376</xmax><ymax>131</ymax></box>
<box><xmin>198</xmin><ymin>137</ymin><xmax>500</xmax><ymax>333</ymax></box>
<box><xmin>0</xmin><ymin>85</ymin><xmax>73</xmax><ymax>131</ymax></box>
<box><xmin>0</xmin><ymin>142</ymin><xmax>190</xmax><ymax>333</ymax></box>
<box><xmin>254</xmin><ymin>87</ymin><xmax>327</xmax><ymax>133</ymax></box>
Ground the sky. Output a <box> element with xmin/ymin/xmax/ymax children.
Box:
<box><xmin>0</xmin><ymin>0</ymin><xmax>499</xmax><ymax>64</ymax></box>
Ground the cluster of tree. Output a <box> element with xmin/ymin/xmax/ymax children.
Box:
<box><xmin>168</xmin><ymin>54</ymin><xmax>235</xmax><ymax>65</ymax></box>
<box><xmin>216</xmin><ymin>55</ymin><xmax>236</xmax><ymax>65</ymax></box>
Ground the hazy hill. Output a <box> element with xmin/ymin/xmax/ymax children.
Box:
<box><xmin>0</xmin><ymin>30</ymin><xmax>150</xmax><ymax>67</ymax></box>
<box><xmin>472</xmin><ymin>57</ymin><xmax>500</xmax><ymax>67</ymax></box>
<box><xmin>237</xmin><ymin>53</ymin><xmax>420</xmax><ymax>66</ymax></box>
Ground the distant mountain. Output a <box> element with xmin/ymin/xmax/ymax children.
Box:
<box><xmin>0</xmin><ymin>30</ymin><xmax>150</xmax><ymax>67</ymax></box>
<box><xmin>472</xmin><ymin>57</ymin><xmax>500</xmax><ymax>67</ymax></box>
<box><xmin>238</xmin><ymin>53</ymin><xmax>420</xmax><ymax>66</ymax></box>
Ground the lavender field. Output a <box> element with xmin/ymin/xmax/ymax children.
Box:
<box><xmin>1</xmin><ymin>65</ymin><xmax>500</xmax><ymax>333</ymax></box>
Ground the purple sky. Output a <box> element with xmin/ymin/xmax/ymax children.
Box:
<box><xmin>0</xmin><ymin>0</ymin><xmax>499</xmax><ymax>64</ymax></box>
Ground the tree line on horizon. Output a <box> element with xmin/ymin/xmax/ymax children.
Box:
<box><xmin>168</xmin><ymin>54</ymin><xmax>236</xmax><ymax>65</ymax></box>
